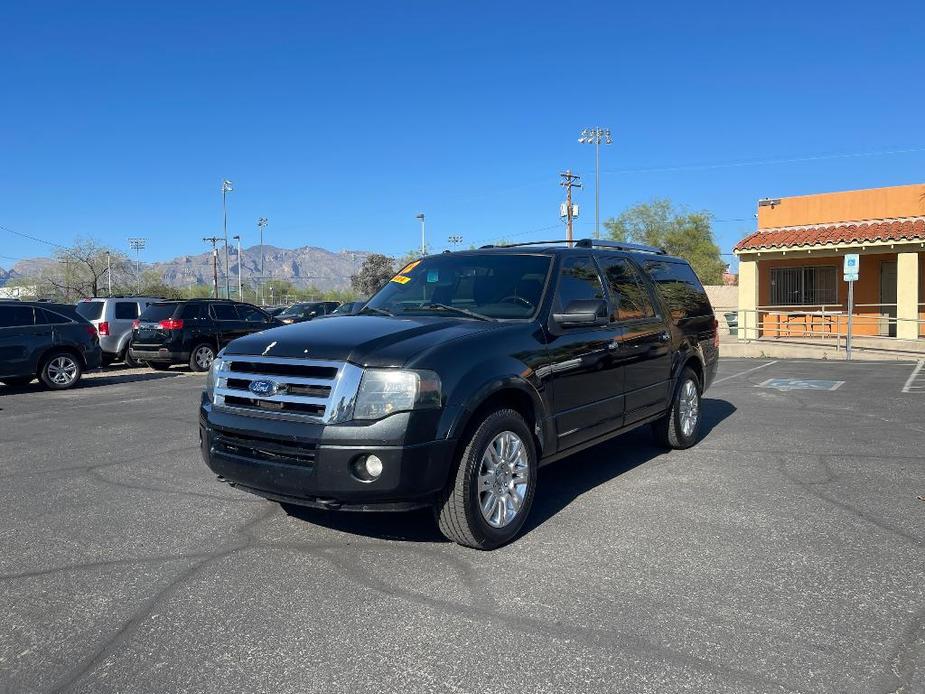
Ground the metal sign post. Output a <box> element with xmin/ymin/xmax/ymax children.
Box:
<box><xmin>843</xmin><ymin>254</ymin><xmax>859</xmax><ymax>360</ymax></box>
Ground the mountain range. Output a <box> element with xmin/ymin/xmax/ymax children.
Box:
<box><xmin>0</xmin><ymin>244</ymin><xmax>373</xmax><ymax>292</ymax></box>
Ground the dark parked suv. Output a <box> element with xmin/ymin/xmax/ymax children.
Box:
<box><xmin>276</xmin><ymin>301</ymin><xmax>341</xmax><ymax>324</ymax></box>
<box><xmin>130</xmin><ymin>299</ymin><xmax>281</xmax><ymax>372</ymax></box>
<box><xmin>199</xmin><ymin>240</ymin><xmax>718</xmax><ymax>549</ymax></box>
<box><xmin>0</xmin><ymin>302</ymin><xmax>102</xmax><ymax>389</ymax></box>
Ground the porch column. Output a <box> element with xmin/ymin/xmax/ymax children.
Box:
<box><xmin>737</xmin><ymin>259</ymin><xmax>759</xmax><ymax>340</ymax></box>
<box><xmin>896</xmin><ymin>252</ymin><xmax>920</xmax><ymax>340</ymax></box>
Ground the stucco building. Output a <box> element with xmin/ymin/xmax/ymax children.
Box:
<box><xmin>734</xmin><ymin>183</ymin><xmax>925</xmax><ymax>342</ymax></box>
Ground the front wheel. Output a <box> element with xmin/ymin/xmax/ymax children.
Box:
<box><xmin>40</xmin><ymin>352</ymin><xmax>83</xmax><ymax>390</ymax></box>
<box><xmin>652</xmin><ymin>367</ymin><xmax>702</xmax><ymax>449</ymax></box>
<box><xmin>434</xmin><ymin>409</ymin><xmax>537</xmax><ymax>550</ymax></box>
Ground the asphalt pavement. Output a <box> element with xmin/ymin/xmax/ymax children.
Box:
<box><xmin>1</xmin><ymin>358</ymin><xmax>923</xmax><ymax>694</ymax></box>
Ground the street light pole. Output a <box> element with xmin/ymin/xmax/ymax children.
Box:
<box><xmin>257</xmin><ymin>217</ymin><xmax>267</xmax><ymax>305</ymax></box>
<box><xmin>578</xmin><ymin>128</ymin><xmax>613</xmax><ymax>238</ymax></box>
<box><xmin>233</xmin><ymin>235</ymin><xmax>242</xmax><ymax>299</ymax></box>
<box><xmin>416</xmin><ymin>213</ymin><xmax>426</xmax><ymax>256</ymax></box>
<box><xmin>222</xmin><ymin>179</ymin><xmax>233</xmax><ymax>298</ymax></box>
<box><xmin>106</xmin><ymin>251</ymin><xmax>112</xmax><ymax>297</ymax></box>
<box><xmin>128</xmin><ymin>237</ymin><xmax>146</xmax><ymax>295</ymax></box>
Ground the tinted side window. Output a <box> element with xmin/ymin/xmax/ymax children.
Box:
<box><xmin>642</xmin><ymin>260</ymin><xmax>711</xmax><ymax>319</ymax></box>
<box><xmin>599</xmin><ymin>257</ymin><xmax>656</xmax><ymax>322</ymax></box>
<box><xmin>115</xmin><ymin>302</ymin><xmax>139</xmax><ymax>320</ymax></box>
<box><xmin>554</xmin><ymin>256</ymin><xmax>605</xmax><ymax>312</ymax></box>
<box><xmin>236</xmin><ymin>304</ymin><xmax>267</xmax><ymax>323</ymax></box>
<box><xmin>0</xmin><ymin>306</ymin><xmax>35</xmax><ymax>328</ymax></box>
<box><xmin>181</xmin><ymin>303</ymin><xmax>207</xmax><ymax>320</ymax></box>
<box><xmin>34</xmin><ymin>308</ymin><xmax>70</xmax><ymax>325</ymax></box>
<box><xmin>210</xmin><ymin>304</ymin><xmax>238</xmax><ymax>321</ymax></box>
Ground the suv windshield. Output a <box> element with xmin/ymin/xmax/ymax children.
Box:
<box><xmin>139</xmin><ymin>302</ymin><xmax>181</xmax><ymax>322</ymax></box>
<box><xmin>75</xmin><ymin>301</ymin><xmax>104</xmax><ymax>321</ymax></box>
<box><xmin>366</xmin><ymin>253</ymin><xmax>551</xmax><ymax>319</ymax></box>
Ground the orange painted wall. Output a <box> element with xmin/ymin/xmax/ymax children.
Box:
<box><xmin>757</xmin><ymin>253</ymin><xmax>898</xmax><ymax>337</ymax></box>
<box><xmin>758</xmin><ymin>183</ymin><xmax>925</xmax><ymax>229</ymax></box>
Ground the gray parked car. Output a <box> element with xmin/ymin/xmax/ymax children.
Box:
<box><xmin>75</xmin><ymin>296</ymin><xmax>162</xmax><ymax>366</ymax></box>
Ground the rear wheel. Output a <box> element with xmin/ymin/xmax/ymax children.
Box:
<box><xmin>189</xmin><ymin>343</ymin><xmax>216</xmax><ymax>372</ymax></box>
<box><xmin>652</xmin><ymin>367</ymin><xmax>702</xmax><ymax>449</ymax></box>
<box><xmin>40</xmin><ymin>352</ymin><xmax>82</xmax><ymax>390</ymax></box>
<box><xmin>147</xmin><ymin>362</ymin><xmax>171</xmax><ymax>371</ymax></box>
<box><xmin>434</xmin><ymin>409</ymin><xmax>537</xmax><ymax>550</ymax></box>
<box><xmin>122</xmin><ymin>349</ymin><xmax>142</xmax><ymax>368</ymax></box>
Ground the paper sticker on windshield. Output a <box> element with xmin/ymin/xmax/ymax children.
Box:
<box><xmin>426</xmin><ymin>270</ymin><xmax>439</xmax><ymax>283</ymax></box>
<box><xmin>390</xmin><ymin>275</ymin><xmax>412</xmax><ymax>284</ymax></box>
<box><xmin>397</xmin><ymin>260</ymin><xmax>421</xmax><ymax>275</ymax></box>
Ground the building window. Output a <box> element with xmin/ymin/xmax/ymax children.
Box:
<box><xmin>770</xmin><ymin>266</ymin><xmax>838</xmax><ymax>306</ymax></box>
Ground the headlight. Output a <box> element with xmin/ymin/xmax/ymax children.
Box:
<box><xmin>205</xmin><ymin>354</ymin><xmax>227</xmax><ymax>402</ymax></box>
<box><xmin>353</xmin><ymin>369</ymin><xmax>441</xmax><ymax>420</ymax></box>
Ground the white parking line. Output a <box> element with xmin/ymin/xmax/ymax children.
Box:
<box><xmin>901</xmin><ymin>360</ymin><xmax>925</xmax><ymax>393</ymax></box>
<box><xmin>713</xmin><ymin>360</ymin><xmax>778</xmax><ymax>385</ymax></box>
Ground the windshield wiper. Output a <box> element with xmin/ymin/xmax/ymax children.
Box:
<box><xmin>414</xmin><ymin>303</ymin><xmax>496</xmax><ymax>321</ymax></box>
<box><xmin>359</xmin><ymin>305</ymin><xmax>395</xmax><ymax>317</ymax></box>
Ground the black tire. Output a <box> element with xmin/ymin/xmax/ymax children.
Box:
<box><xmin>39</xmin><ymin>351</ymin><xmax>83</xmax><ymax>390</ymax></box>
<box><xmin>434</xmin><ymin>408</ymin><xmax>537</xmax><ymax>550</ymax></box>
<box><xmin>652</xmin><ymin>367</ymin><xmax>702</xmax><ymax>449</ymax></box>
<box><xmin>147</xmin><ymin>362</ymin><xmax>171</xmax><ymax>371</ymax></box>
<box><xmin>188</xmin><ymin>343</ymin><xmax>216</xmax><ymax>372</ymax></box>
<box><xmin>1</xmin><ymin>376</ymin><xmax>34</xmax><ymax>387</ymax></box>
<box><xmin>122</xmin><ymin>349</ymin><xmax>142</xmax><ymax>368</ymax></box>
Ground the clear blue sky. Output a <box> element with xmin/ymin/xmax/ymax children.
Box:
<box><xmin>2</xmin><ymin>1</ymin><xmax>924</xmax><ymax>270</ymax></box>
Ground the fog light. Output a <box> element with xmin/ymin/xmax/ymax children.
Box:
<box><xmin>352</xmin><ymin>454</ymin><xmax>384</xmax><ymax>482</ymax></box>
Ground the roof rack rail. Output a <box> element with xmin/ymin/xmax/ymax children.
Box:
<box><xmin>574</xmin><ymin>239</ymin><xmax>666</xmax><ymax>254</ymax></box>
<box><xmin>479</xmin><ymin>238</ymin><xmax>666</xmax><ymax>254</ymax></box>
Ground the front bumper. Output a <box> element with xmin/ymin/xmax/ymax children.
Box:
<box><xmin>199</xmin><ymin>402</ymin><xmax>457</xmax><ymax>510</ymax></box>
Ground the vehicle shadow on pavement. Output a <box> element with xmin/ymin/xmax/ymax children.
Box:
<box><xmin>0</xmin><ymin>371</ymin><xmax>182</xmax><ymax>396</ymax></box>
<box><xmin>284</xmin><ymin>398</ymin><xmax>736</xmax><ymax>545</ymax></box>
<box><xmin>522</xmin><ymin>398</ymin><xmax>736</xmax><ymax>538</ymax></box>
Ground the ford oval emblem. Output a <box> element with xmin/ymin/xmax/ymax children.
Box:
<box><xmin>249</xmin><ymin>379</ymin><xmax>284</xmax><ymax>397</ymax></box>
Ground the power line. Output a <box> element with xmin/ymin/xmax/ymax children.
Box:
<box><xmin>602</xmin><ymin>146</ymin><xmax>925</xmax><ymax>175</ymax></box>
<box><xmin>0</xmin><ymin>223</ymin><xmax>68</xmax><ymax>250</ymax></box>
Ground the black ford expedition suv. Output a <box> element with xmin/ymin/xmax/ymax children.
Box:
<box><xmin>200</xmin><ymin>240</ymin><xmax>718</xmax><ymax>549</ymax></box>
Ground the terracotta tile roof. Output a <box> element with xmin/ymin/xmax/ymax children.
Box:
<box><xmin>734</xmin><ymin>216</ymin><xmax>925</xmax><ymax>252</ymax></box>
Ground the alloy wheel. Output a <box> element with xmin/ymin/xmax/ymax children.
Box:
<box><xmin>47</xmin><ymin>356</ymin><xmax>78</xmax><ymax>386</ymax></box>
<box><xmin>678</xmin><ymin>379</ymin><xmax>699</xmax><ymax>438</ymax></box>
<box><xmin>477</xmin><ymin>430</ymin><xmax>529</xmax><ymax>528</ymax></box>
<box><xmin>194</xmin><ymin>346</ymin><xmax>215</xmax><ymax>370</ymax></box>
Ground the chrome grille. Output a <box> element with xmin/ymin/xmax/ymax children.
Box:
<box><xmin>213</xmin><ymin>355</ymin><xmax>363</xmax><ymax>424</ymax></box>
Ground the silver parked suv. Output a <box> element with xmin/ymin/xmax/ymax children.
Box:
<box><xmin>75</xmin><ymin>296</ymin><xmax>162</xmax><ymax>366</ymax></box>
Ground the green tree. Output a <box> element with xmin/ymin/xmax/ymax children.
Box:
<box><xmin>351</xmin><ymin>254</ymin><xmax>395</xmax><ymax>296</ymax></box>
<box><xmin>604</xmin><ymin>199</ymin><xmax>726</xmax><ymax>284</ymax></box>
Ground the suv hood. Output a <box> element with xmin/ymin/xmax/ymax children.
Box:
<box><xmin>222</xmin><ymin>314</ymin><xmax>499</xmax><ymax>367</ymax></box>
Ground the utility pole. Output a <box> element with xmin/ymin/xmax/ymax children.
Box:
<box><xmin>416</xmin><ymin>213</ymin><xmax>426</xmax><ymax>255</ymax></box>
<box><xmin>203</xmin><ymin>236</ymin><xmax>221</xmax><ymax>299</ymax></box>
<box><xmin>106</xmin><ymin>251</ymin><xmax>112</xmax><ymax>297</ymax></box>
<box><xmin>257</xmin><ymin>217</ymin><xmax>268</xmax><ymax>305</ymax></box>
<box><xmin>559</xmin><ymin>170</ymin><xmax>582</xmax><ymax>247</ymax></box>
<box><xmin>578</xmin><ymin>128</ymin><xmax>613</xmax><ymax>238</ymax></box>
<box><xmin>221</xmin><ymin>179</ymin><xmax>233</xmax><ymax>298</ymax></box>
<box><xmin>233</xmin><ymin>235</ymin><xmax>242</xmax><ymax>299</ymax></box>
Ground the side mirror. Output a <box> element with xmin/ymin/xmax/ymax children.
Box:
<box><xmin>552</xmin><ymin>299</ymin><xmax>607</xmax><ymax>327</ymax></box>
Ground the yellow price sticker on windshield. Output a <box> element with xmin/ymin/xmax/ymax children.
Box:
<box><xmin>390</xmin><ymin>275</ymin><xmax>412</xmax><ymax>284</ymax></box>
<box><xmin>397</xmin><ymin>260</ymin><xmax>421</xmax><ymax>275</ymax></box>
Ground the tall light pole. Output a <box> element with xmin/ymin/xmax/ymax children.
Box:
<box><xmin>128</xmin><ymin>237</ymin><xmax>146</xmax><ymax>294</ymax></box>
<box><xmin>416</xmin><ymin>213</ymin><xmax>426</xmax><ymax>256</ymax></box>
<box><xmin>233</xmin><ymin>235</ymin><xmax>242</xmax><ymax>299</ymax></box>
<box><xmin>257</xmin><ymin>217</ymin><xmax>268</xmax><ymax>305</ymax></box>
<box><xmin>578</xmin><ymin>128</ymin><xmax>613</xmax><ymax>238</ymax></box>
<box><xmin>105</xmin><ymin>251</ymin><xmax>112</xmax><ymax>296</ymax></box>
<box><xmin>447</xmin><ymin>235</ymin><xmax>463</xmax><ymax>250</ymax></box>
<box><xmin>221</xmin><ymin>179</ymin><xmax>233</xmax><ymax>298</ymax></box>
